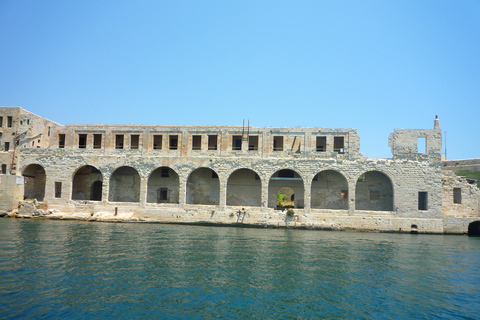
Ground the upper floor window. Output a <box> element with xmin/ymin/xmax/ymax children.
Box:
<box><xmin>115</xmin><ymin>135</ymin><xmax>124</xmax><ymax>149</ymax></box>
<box><xmin>192</xmin><ymin>135</ymin><xmax>201</xmax><ymax>150</ymax></box>
<box><xmin>7</xmin><ymin>117</ymin><xmax>13</xmax><ymax>128</ymax></box>
<box><xmin>93</xmin><ymin>134</ymin><xmax>102</xmax><ymax>149</ymax></box>
<box><xmin>78</xmin><ymin>134</ymin><xmax>87</xmax><ymax>148</ymax></box>
<box><xmin>316</xmin><ymin>136</ymin><xmax>326</xmax><ymax>152</ymax></box>
<box><xmin>248</xmin><ymin>136</ymin><xmax>258</xmax><ymax>151</ymax></box>
<box><xmin>273</xmin><ymin>136</ymin><xmax>283</xmax><ymax>151</ymax></box>
<box><xmin>131</xmin><ymin>135</ymin><xmax>140</xmax><ymax>149</ymax></box>
<box><xmin>0</xmin><ymin>117</ymin><xmax>3</xmax><ymax>127</ymax></box>
<box><xmin>334</xmin><ymin>137</ymin><xmax>344</xmax><ymax>154</ymax></box>
<box><xmin>169</xmin><ymin>135</ymin><xmax>178</xmax><ymax>150</ymax></box>
<box><xmin>153</xmin><ymin>135</ymin><xmax>162</xmax><ymax>150</ymax></box>
<box><xmin>208</xmin><ymin>135</ymin><xmax>217</xmax><ymax>151</ymax></box>
<box><xmin>58</xmin><ymin>134</ymin><xmax>65</xmax><ymax>148</ymax></box>
<box><xmin>232</xmin><ymin>135</ymin><xmax>242</xmax><ymax>151</ymax></box>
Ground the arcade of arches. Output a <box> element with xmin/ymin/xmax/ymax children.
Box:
<box><xmin>21</xmin><ymin>164</ymin><xmax>395</xmax><ymax>212</ymax></box>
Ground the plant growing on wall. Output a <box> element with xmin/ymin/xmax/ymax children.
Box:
<box><xmin>286</xmin><ymin>209</ymin><xmax>294</xmax><ymax>217</ymax></box>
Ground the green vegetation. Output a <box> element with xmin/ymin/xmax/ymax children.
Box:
<box><xmin>277</xmin><ymin>191</ymin><xmax>287</xmax><ymax>207</ymax></box>
<box><xmin>455</xmin><ymin>170</ymin><xmax>480</xmax><ymax>188</ymax></box>
<box><xmin>286</xmin><ymin>209</ymin><xmax>295</xmax><ymax>217</ymax></box>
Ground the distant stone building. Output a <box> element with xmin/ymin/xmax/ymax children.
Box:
<box><xmin>1</xmin><ymin>107</ymin><xmax>479</xmax><ymax>234</ymax></box>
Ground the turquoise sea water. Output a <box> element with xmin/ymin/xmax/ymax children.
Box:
<box><xmin>0</xmin><ymin>219</ymin><xmax>479</xmax><ymax>319</ymax></box>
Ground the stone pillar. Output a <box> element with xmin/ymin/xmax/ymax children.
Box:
<box><xmin>349</xmin><ymin>179</ymin><xmax>356</xmax><ymax>215</ymax></box>
<box><xmin>303</xmin><ymin>179</ymin><xmax>311</xmax><ymax>213</ymax></box>
<box><xmin>139</xmin><ymin>177</ymin><xmax>147</xmax><ymax>207</ymax></box>
<box><xmin>102</xmin><ymin>174</ymin><xmax>110</xmax><ymax>203</ymax></box>
<box><xmin>179</xmin><ymin>176</ymin><xmax>187</xmax><ymax>208</ymax></box>
<box><xmin>261</xmin><ymin>179</ymin><xmax>269</xmax><ymax>212</ymax></box>
<box><xmin>219</xmin><ymin>178</ymin><xmax>227</xmax><ymax>210</ymax></box>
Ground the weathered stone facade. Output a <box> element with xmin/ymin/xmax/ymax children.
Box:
<box><xmin>1</xmin><ymin>107</ymin><xmax>479</xmax><ymax>234</ymax></box>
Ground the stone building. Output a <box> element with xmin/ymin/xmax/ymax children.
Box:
<box><xmin>1</xmin><ymin>107</ymin><xmax>479</xmax><ymax>234</ymax></box>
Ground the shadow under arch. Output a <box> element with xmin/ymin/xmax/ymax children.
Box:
<box><xmin>227</xmin><ymin>168</ymin><xmax>261</xmax><ymax>207</ymax></box>
<box><xmin>108</xmin><ymin>166</ymin><xmax>140</xmax><ymax>202</ymax></box>
<box><xmin>72</xmin><ymin>165</ymin><xmax>103</xmax><ymax>201</ymax></box>
<box><xmin>355</xmin><ymin>170</ymin><xmax>393</xmax><ymax>211</ymax></box>
<box><xmin>468</xmin><ymin>221</ymin><xmax>480</xmax><ymax>236</ymax></box>
<box><xmin>22</xmin><ymin>163</ymin><xmax>46</xmax><ymax>201</ymax></box>
<box><xmin>268</xmin><ymin>169</ymin><xmax>304</xmax><ymax>209</ymax></box>
<box><xmin>311</xmin><ymin>169</ymin><xmax>348</xmax><ymax>210</ymax></box>
<box><xmin>186</xmin><ymin>167</ymin><xmax>220</xmax><ymax>205</ymax></box>
<box><xmin>147</xmin><ymin>166</ymin><xmax>179</xmax><ymax>204</ymax></box>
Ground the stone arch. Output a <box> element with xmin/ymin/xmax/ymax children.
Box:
<box><xmin>227</xmin><ymin>168</ymin><xmax>261</xmax><ymax>207</ymax></box>
<box><xmin>72</xmin><ymin>165</ymin><xmax>103</xmax><ymax>201</ymax></box>
<box><xmin>108</xmin><ymin>166</ymin><xmax>140</xmax><ymax>202</ymax></box>
<box><xmin>147</xmin><ymin>167</ymin><xmax>180</xmax><ymax>204</ymax></box>
<box><xmin>468</xmin><ymin>221</ymin><xmax>480</xmax><ymax>236</ymax></box>
<box><xmin>311</xmin><ymin>170</ymin><xmax>348</xmax><ymax>210</ymax></box>
<box><xmin>186</xmin><ymin>167</ymin><xmax>220</xmax><ymax>205</ymax></box>
<box><xmin>355</xmin><ymin>170</ymin><xmax>393</xmax><ymax>211</ymax></box>
<box><xmin>268</xmin><ymin>169</ymin><xmax>304</xmax><ymax>209</ymax></box>
<box><xmin>22</xmin><ymin>164</ymin><xmax>46</xmax><ymax>201</ymax></box>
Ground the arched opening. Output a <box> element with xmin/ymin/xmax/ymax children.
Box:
<box><xmin>468</xmin><ymin>221</ymin><xmax>480</xmax><ymax>236</ymax></box>
<box><xmin>147</xmin><ymin>167</ymin><xmax>179</xmax><ymax>204</ymax></box>
<box><xmin>227</xmin><ymin>169</ymin><xmax>261</xmax><ymax>207</ymax></box>
<box><xmin>72</xmin><ymin>165</ymin><xmax>103</xmax><ymax>201</ymax></box>
<box><xmin>108</xmin><ymin>166</ymin><xmax>141</xmax><ymax>202</ymax></box>
<box><xmin>268</xmin><ymin>169</ymin><xmax>304</xmax><ymax>209</ymax></box>
<box><xmin>186</xmin><ymin>168</ymin><xmax>220</xmax><ymax>205</ymax></box>
<box><xmin>355</xmin><ymin>171</ymin><xmax>393</xmax><ymax>211</ymax></box>
<box><xmin>276</xmin><ymin>187</ymin><xmax>295</xmax><ymax>209</ymax></box>
<box><xmin>311</xmin><ymin>170</ymin><xmax>348</xmax><ymax>210</ymax></box>
<box><xmin>22</xmin><ymin>164</ymin><xmax>46</xmax><ymax>201</ymax></box>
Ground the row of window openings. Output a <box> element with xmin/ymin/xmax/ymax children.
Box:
<box><xmin>0</xmin><ymin>117</ymin><xmax>13</xmax><ymax>128</ymax></box>
<box><xmin>61</xmin><ymin>133</ymin><xmax>346</xmax><ymax>153</ymax></box>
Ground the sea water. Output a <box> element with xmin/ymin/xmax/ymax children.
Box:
<box><xmin>0</xmin><ymin>218</ymin><xmax>479</xmax><ymax>319</ymax></box>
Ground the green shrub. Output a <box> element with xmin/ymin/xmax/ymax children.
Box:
<box><xmin>286</xmin><ymin>209</ymin><xmax>295</xmax><ymax>217</ymax></box>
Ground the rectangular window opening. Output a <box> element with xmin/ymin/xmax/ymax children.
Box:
<box><xmin>273</xmin><ymin>136</ymin><xmax>283</xmax><ymax>151</ymax></box>
<box><xmin>4</xmin><ymin>142</ymin><xmax>10</xmax><ymax>152</ymax></box>
<box><xmin>192</xmin><ymin>135</ymin><xmax>201</xmax><ymax>150</ymax></box>
<box><xmin>1</xmin><ymin>164</ymin><xmax>7</xmax><ymax>174</ymax></box>
<box><xmin>78</xmin><ymin>134</ymin><xmax>87</xmax><ymax>148</ymax></box>
<box><xmin>7</xmin><ymin>116</ymin><xmax>13</xmax><ymax>128</ymax></box>
<box><xmin>249</xmin><ymin>135</ymin><xmax>258</xmax><ymax>151</ymax></box>
<box><xmin>418</xmin><ymin>191</ymin><xmax>428</xmax><ymax>210</ymax></box>
<box><xmin>93</xmin><ymin>134</ymin><xmax>102</xmax><ymax>149</ymax></box>
<box><xmin>232</xmin><ymin>135</ymin><xmax>242</xmax><ymax>151</ymax></box>
<box><xmin>334</xmin><ymin>136</ymin><xmax>344</xmax><ymax>154</ymax></box>
<box><xmin>453</xmin><ymin>188</ymin><xmax>461</xmax><ymax>204</ymax></box>
<box><xmin>316</xmin><ymin>136</ymin><xmax>326</xmax><ymax>152</ymax></box>
<box><xmin>157</xmin><ymin>188</ymin><xmax>168</xmax><ymax>202</ymax></box>
<box><xmin>115</xmin><ymin>135</ymin><xmax>124</xmax><ymax>149</ymax></box>
<box><xmin>417</xmin><ymin>137</ymin><xmax>426</xmax><ymax>153</ymax></box>
<box><xmin>55</xmin><ymin>182</ymin><xmax>62</xmax><ymax>198</ymax></box>
<box><xmin>58</xmin><ymin>134</ymin><xmax>65</xmax><ymax>148</ymax></box>
<box><xmin>208</xmin><ymin>135</ymin><xmax>218</xmax><ymax>150</ymax></box>
<box><xmin>161</xmin><ymin>168</ymin><xmax>169</xmax><ymax>178</ymax></box>
<box><xmin>131</xmin><ymin>135</ymin><xmax>140</xmax><ymax>149</ymax></box>
<box><xmin>153</xmin><ymin>135</ymin><xmax>163</xmax><ymax>150</ymax></box>
<box><xmin>0</xmin><ymin>117</ymin><xmax>3</xmax><ymax>127</ymax></box>
<box><xmin>169</xmin><ymin>135</ymin><xmax>178</xmax><ymax>150</ymax></box>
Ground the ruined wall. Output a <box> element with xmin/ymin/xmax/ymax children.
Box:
<box><xmin>442</xmin><ymin>170</ymin><xmax>480</xmax><ymax>217</ymax></box>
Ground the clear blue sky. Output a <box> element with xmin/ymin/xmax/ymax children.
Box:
<box><xmin>1</xmin><ymin>1</ymin><xmax>479</xmax><ymax>159</ymax></box>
